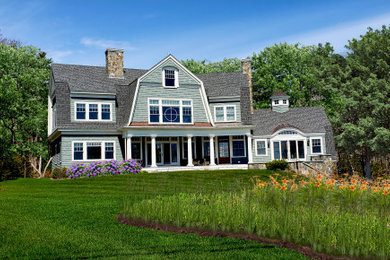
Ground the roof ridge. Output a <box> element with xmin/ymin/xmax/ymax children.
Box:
<box><xmin>51</xmin><ymin>63</ymin><xmax>147</xmax><ymax>72</ymax></box>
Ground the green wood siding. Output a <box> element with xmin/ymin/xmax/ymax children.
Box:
<box><xmin>60</xmin><ymin>136</ymin><xmax>123</xmax><ymax>168</ymax></box>
<box><xmin>272</xmin><ymin>105</ymin><xmax>289</xmax><ymax>113</ymax></box>
<box><xmin>251</xmin><ymin>139</ymin><xmax>272</xmax><ymax>163</ymax></box>
<box><xmin>132</xmin><ymin>85</ymin><xmax>209</xmax><ymax>123</ymax></box>
<box><xmin>70</xmin><ymin>98</ymin><xmax>116</xmax><ymax>122</ymax></box>
<box><xmin>209</xmin><ymin>102</ymin><xmax>241</xmax><ymax>122</ymax></box>
<box><xmin>141</xmin><ymin>59</ymin><xmax>199</xmax><ymax>85</ymax></box>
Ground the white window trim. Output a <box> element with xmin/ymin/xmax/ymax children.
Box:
<box><xmin>310</xmin><ymin>137</ymin><xmax>323</xmax><ymax>154</ymax></box>
<box><xmin>214</xmin><ymin>105</ymin><xmax>236</xmax><ymax>122</ymax></box>
<box><xmin>72</xmin><ymin>141</ymin><xmax>116</xmax><ymax>162</ymax></box>
<box><xmin>147</xmin><ymin>98</ymin><xmax>194</xmax><ymax>125</ymax></box>
<box><xmin>162</xmin><ymin>68</ymin><xmax>179</xmax><ymax>88</ymax></box>
<box><xmin>74</xmin><ymin>102</ymin><xmax>113</xmax><ymax>122</ymax></box>
<box><xmin>270</xmin><ymin>139</ymin><xmax>307</xmax><ymax>161</ymax></box>
<box><xmin>255</xmin><ymin>139</ymin><xmax>268</xmax><ymax>156</ymax></box>
<box><xmin>272</xmin><ymin>98</ymin><xmax>289</xmax><ymax>106</ymax></box>
<box><xmin>230</xmin><ymin>135</ymin><xmax>247</xmax><ymax>158</ymax></box>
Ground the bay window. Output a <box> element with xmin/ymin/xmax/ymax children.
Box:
<box><xmin>148</xmin><ymin>99</ymin><xmax>192</xmax><ymax>124</ymax></box>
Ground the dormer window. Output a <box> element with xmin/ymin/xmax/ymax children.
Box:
<box><xmin>274</xmin><ymin>100</ymin><xmax>279</xmax><ymax>105</ymax></box>
<box><xmin>164</xmin><ymin>69</ymin><xmax>175</xmax><ymax>87</ymax></box>
<box><xmin>283</xmin><ymin>99</ymin><xmax>287</xmax><ymax>104</ymax></box>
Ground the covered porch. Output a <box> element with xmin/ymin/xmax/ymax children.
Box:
<box><xmin>122</xmin><ymin>126</ymin><xmax>253</xmax><ymax>169</ymax></box>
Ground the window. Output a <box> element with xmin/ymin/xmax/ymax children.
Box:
<box><xmin>148</xmin><ymin>99</ymin><xmax>192</xmax><ymax>124</ymax></box>
<box><xmin>76</xmin><ymin>104</ymin><xmax>86</xmax><ymax>119</ymax></box>
<box><xmin>101</xmin><ymin>104</ymin><xmax>111</xmax><ymax>120</ymax></box>
<box><xmin>274</xmin><ymin>100</ymin><xmax>279</xmax><ymax>105</ymax></box>
<box><xmin>215</xmin><ymin>107</ymin><xmax>224</xmax><ymax>122</ymax></box>
<box><xmin>283</xmin><ymin>99</ymin><xmax>287</xmax><ymax>104</ymax></box>
<box><xmin>131</xmin><ymin>142</ymin><xmax>141</xmax><ymax>160</ymax></box>
<box><xmin>278</xmin><ymin>130</ymin><xmax>298</xmax><ymax>135</ymax></box>
<box><xmin>73</xmin><ymin>141</ymin><xmax>115</xmax><ymax>161</ymax></box>
<box><xmin>105</xmin><ymin>143</ymin><xmax>114</xmax><ymax>159</ymax></box>
<box><xmin>311</xmin><ymin>138</ymin><xmax>322</xmax><ymax>154</ymax></box>
<box><xmin>182</xmin><ymin>137</ymin><xmax>196</xmax><ymax>159</ymax></box>
<box><xmin>87</xmin><ymin>142</ymin><xmax>101</xmax><ymax>160</ymax></box>
<box><xmin>256</xmin><ymin>140</ymin><xmax>267</xmax><ymax>156</ymax></box>
<box><xmin>75</xmin><ymin>103</ymin><xmax>113</xmax><ymax>121</ymax></box>
<box><xmin>214</xmin><ymin>105</ymin><xmax>236</xmax><ymax>122</ymax></box>
<box><xmin>272</xmin><ymin>140</ymin><xmax>306</xmax><ymax>161</ymax></box>
<box><xmin>164</xmin><ymin>69</ymin><xmax>175</xmax><ymax>87</ymax></box>
<box><xmin>73</xmin><ymin>143</ymin><xmax>83</xmax><ymax>160</ymax></box>
<box><xmin>233</xmin><ymin>140</ymin><xmax>245</xmax><ymax>157</ymax></box>
<box><xmin>89</xmin><ymin>104</ymin><xmax>98</xmax><ymax>120</ymax></box>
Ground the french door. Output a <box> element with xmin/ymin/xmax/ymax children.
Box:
<box><xmin>146</xmin><ymin>138</ymin><xmax>179</xmax><ymax>166</ymax></box>
<box><xmin>273</xmin><ymin>140</ymin><xmax>305</xmax><ymax>161</ymax></box>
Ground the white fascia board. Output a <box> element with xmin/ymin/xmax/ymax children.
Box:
<box><xmin>127</xmin><ymin>78</ymin><xmax>140</xmax><ymax>126</ymax></box>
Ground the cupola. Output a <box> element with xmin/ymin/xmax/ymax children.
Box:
<box><xmin>270</xmin><ymin>92</ymin><xmax>289</xmax><ymax>113</ymax></box>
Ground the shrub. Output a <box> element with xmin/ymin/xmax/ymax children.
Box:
<box><xmin>0</xmin><ymin>155</ymin><xmax>24</xmax><ymax>181</ymax></box>
<box><xmin>265</xmin><ymin>159</ymin><xmax>289</xmax><ymax>171</ymax></box>
<box><xmin>52</xmin><ymin>168</ymin><xmax>68</xmax><ymax>179</ymax></box>
<box><xmin>66</xmin><ymin>159</ymin><xmax>142</xmax><ymax>179</ymax></box>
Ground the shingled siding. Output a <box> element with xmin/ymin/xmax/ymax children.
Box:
<box><xmin>70</xmin><ymin>98</ymin><xmax>116</xmax><ymax>122</ymax></box>
<box><xmin>272</xmin><ymin>105</ymin><xmax>289</xmax><ymax>113</ymax></box>
<box><xmin>209</xmin><ymin>102</ymin><xmax>241</xmax><ymax>122</ymax></box>
<box><xmin>132</xmin><ymin>85</ymin><xmax>209</xmax><ymax>123</ymax></box>
<box><xmin>141</xmin><ymin>59</ymin><xmax>199</xmax><ymax>85</ymax></box>
<box><xmin>60</xmin><ymin>135</ymin><xmax>124</xmax><ymax>169</ymax></box>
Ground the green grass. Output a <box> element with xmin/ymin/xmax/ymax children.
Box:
<box><xmin>123</xmin><ymin>174</ymin><xmax>390</xmax><ymax>258</ymax></box>
<box><xmin>0</xmin><ymin>169</ymin><xmax>305</xmax><ymax>259</ymax></box>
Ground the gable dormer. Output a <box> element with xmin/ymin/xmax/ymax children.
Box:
<box><xmin>129</xmin><ymin>55</ymin><xmax>213</xmax><ymax>126</ymax></box>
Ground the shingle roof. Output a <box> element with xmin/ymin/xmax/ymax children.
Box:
<box><xmin>252</xmin><ymin>107</ymin><xmax>330</xmax><ymax>135</ymax></box>
<box><xmin>196</xmin><ymin>72</ymin><xmax>245</xmax><ymax>97</ymax></box>
<box><xmin>271</xmin><ymin>91</ymin><xmax>289</xmax><ymax>98</ymax></box>
<box><xmin>51</xmin><ymin>64</ymin><xmax>146</xmax><ymax>93</ymax></box>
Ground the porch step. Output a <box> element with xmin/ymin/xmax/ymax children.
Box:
<box><xmin>144</xmin><ymin>164</ymin><xmax>249</xmax><ymax>173</ymax></box>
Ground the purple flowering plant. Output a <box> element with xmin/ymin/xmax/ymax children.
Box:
<box><xmin>66</xmin><ymin>159</ymin><xmax>142</xmax><ymax>179</ymax></box>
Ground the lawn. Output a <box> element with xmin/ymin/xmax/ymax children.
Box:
<box><xmin>0</xmin><ymin>169</ymin><xmax>306</xmax><ymax>259</ymax></box>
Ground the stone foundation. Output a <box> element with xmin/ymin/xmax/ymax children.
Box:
<box><xmin>249</xmin><ymin>156</ymin><xmax>337</xmax><ymax>176</ymax></box>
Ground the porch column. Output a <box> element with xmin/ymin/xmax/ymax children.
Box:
<box><xmin>247</xmin><ymin>134</ymin><xmax>253</xmax><ymax>164</ymax></box>
<box><xmin>209</xmin><ymin>135</ymin><xmax>216</xmax><ymax>166</ymax></box>
<box><xmin>187</xmin><ymin>136</ymin><xmax>194</xmax><ymax>167</ymax></box>
<box><xmin>151</xmin><ymin>135</ymin><xmax>157</xmax><ymax>168</ymax></box>
<box><xmin>126</xmin><ymin>136</ymin><xmax>132</xmax><ymax>160</ymax></box>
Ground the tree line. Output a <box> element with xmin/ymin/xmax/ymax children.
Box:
<box><xmin>1</xmin><ymin>26</ymin><xmax>389</xmax><ymax>179</ymax></box>
<box><xmin>182</xmin><ymin>26</ymin><xmax>390</xmax><ymax>178</ymax></box>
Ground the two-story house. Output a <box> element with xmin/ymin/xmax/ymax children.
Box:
<box><xmin>48</xmin><ymin>49</ymin><xmax>336</xmax><ymax>173</ymax></box>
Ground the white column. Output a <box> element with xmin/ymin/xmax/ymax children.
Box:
<box><xmin>247</xmin><ymin>134</ymin><xmax>253</xmax><ymax>164</ymax></box>
<box><xmin>209</xmin><ymin>135</ymin><xmax>216</xmax><ymax>166</ymax></box>
<box><xmin>151</xmin><ymin>135</ymin><xmax>157</xmax><ymax>168</ymax></box>
<box><xmin>126</xmin><ymin>136</ymin><xmax>132</xmax><ymax>160</ymax></box>
<box><xmin>187</xmin><ymin>136</ymin><xmax>194</xmax><ymax>167</ymax></box>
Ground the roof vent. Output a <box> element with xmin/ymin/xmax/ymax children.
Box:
<box><xmin>270</xmin><ymin>92</ymin><xmax>289</xmax><ymax>113</ymax></box>
<box><xmin>105</xmin><ymin>48</ymin><xmax>124</xmax><ymax>78</ymax></box>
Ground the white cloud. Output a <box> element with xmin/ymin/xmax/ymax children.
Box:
<box><xmin>48</xmin><ymin>50</ymin><xmax>73</xmax><ymax>63</ymax></box>
<box><xmin>80</xmin><ymin>37</ymin><xmax>136</xmax><ymax>51</ymax></box>
<box><xmin>282</xmin><ymin>12</ymin><xmax>390</xmax><ymax>52</ymax></box>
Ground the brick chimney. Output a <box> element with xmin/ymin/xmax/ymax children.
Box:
<box><xmin>105</xmin><ymin>49</ymin><xmax>124</xmax><ymax>78</ymax></box>
<box><xmin>241</xmin><ymin>59</ymin><xmax>254</xmax><ymax>114</ymax></box>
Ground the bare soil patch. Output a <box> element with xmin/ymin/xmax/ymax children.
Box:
<box><xmin>118</xmin><ymin>214</ymin><xmax>360</xmax><ymax>260</ymax></box>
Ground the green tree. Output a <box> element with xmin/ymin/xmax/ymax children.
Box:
<box><xmin>334</xmin><ymin>26</ymin><xmax>390</xmax><ymax>178</ymax></box>
<box><xmin>181</xmin><ymin>58</ymin><xmax>241</xmax><ymax>74</ymax></box>
<box><xmin>0</xmin><ymin>43</ymin><xmax>51</xmax><ymax>175</ymax></box>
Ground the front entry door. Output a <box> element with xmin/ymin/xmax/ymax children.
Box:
<box><xmin>218</xmin><ymin>137</ymin><xmax>230</xmax><ymax>164</ymax></box>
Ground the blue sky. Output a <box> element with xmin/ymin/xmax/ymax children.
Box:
<box><xmin>1</xmin><ymin>0</ymin><xmax>390</xmax><ymax>69</ymax></box>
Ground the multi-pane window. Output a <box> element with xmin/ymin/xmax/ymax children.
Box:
<box><xmin>105</xmin><ymin>143</ymin><xmax>114</xmax><ymax>159</ymax></box>
<box><xmin>272</xmin><ymin>140</ymin><xmax>305</xmax><ymax>160</ymax></box>
<box><xmin>149</xmin><ymin>99</ymin><xmax>192</xmax><ymax>124</ymax></box>
<box><xmin>76</xmin><ymin>104</ymin><xmax>86</xmax><ymax>119</ymax></box>
<box><xmin>101</xmin><ymin>104</ymin><xmax>111</xmax><ymax>120</ymax></box>
<box><xmin>283</xmin><ymin>100</ymin><xmax>287</xmax><ymax>104</ymax></box>
<box><xmin>214</xmin><ymin>105</ymin><xmax>236</xmax><ymax>122</ymax></box>
<box><xmin>75</xmin><ymin>103</ymin><xmax>112</xmax><ymax>121</ymax></box>
<box><xmin>73</xmin><ymin>143</ymin><xmax>83</xmax><ymax>160</ymax></box>
<box><xmin>312</xmin><ymin>138</ymin><xmax>322</xmax><ymax>153</ymax></box>
<box><xmin>73</xmin><ymin>141</ymin><xmax>115</xmax><ymax>161</ymax></box>
<box><xmin>215</xmin><ymin>107</ymin><xmax>224</xmax><ymax>122</ymax></box>
<box><xmin>256</xmin><ymin>140</ymin><xmax>267</xmax><ymax>156</ymax></box>
<box><xmin>274</xmin><ymin>100</ymin><xmax>279</xmax><ymax>105</ymax></box>
<box><xmin>89</xmin><ymin>104</ymin><xmax>98</xmax><ymax>120</ymax></box>
<box><xmin>232</xmin><ymin>136</ymin><xmax>245</xmax><ymax>157</ymax></box>
<box><xmin>165</xmin><ymin>69</ymin><xmax>175</xmax><ymax>87</ymax></box>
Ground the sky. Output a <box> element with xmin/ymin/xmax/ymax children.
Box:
<box><xmin>1</xmin><ymin>0</ymin><xmax>390</xmax><ymax>69</ymax></box>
